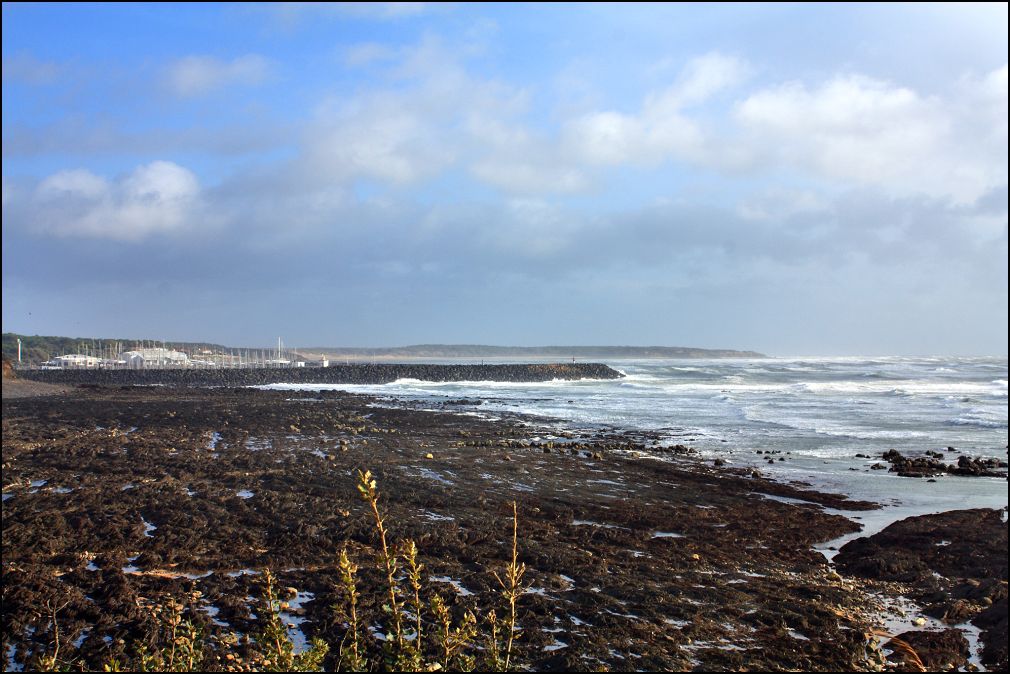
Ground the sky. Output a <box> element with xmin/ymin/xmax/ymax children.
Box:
<box><xmin>2</xmin><ymin>3</ymin><xmax>1007</xmax><ymax>356</ymax></box>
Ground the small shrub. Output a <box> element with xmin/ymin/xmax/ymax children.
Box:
<box><xmin>330</xmin><ymin>469</ymin><xmax>529</xmax><ymax>671</ymax></box>
<box><xmin>248</xmin><ymin>569</ymin><xmax>328</xmax><ymax>672</ymax></box>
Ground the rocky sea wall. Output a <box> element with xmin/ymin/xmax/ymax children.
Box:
<box><xmin>17</xmin><ymin>362</ymin><xmax>623</xmax><ymax>387</ymax></box>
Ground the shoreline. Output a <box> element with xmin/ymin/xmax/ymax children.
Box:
<box><xmin>2</xmin><ymin>383</ymin><xmax>1005</xmax><ymax>670</ymax></box>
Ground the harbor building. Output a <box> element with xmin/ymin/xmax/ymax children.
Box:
<box><xmin>121</xmin><ymin>347</ymin><xmax>190</xmax><ymax>368</ymax></box>
<box><xmin>42</xmin><ymin>354</ymin><xmax>101</xmax><ymax>369</ymax></box>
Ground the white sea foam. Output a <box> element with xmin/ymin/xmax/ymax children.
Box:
<box><xmin>948</xmin><ymin>413</ymin><xmax>1005</xmax><ymax>429</ymax></box>
<box><xmin>262</xmin><ymin>357</ymin><xmax>1007</xmax><ymax>514</ymax></box>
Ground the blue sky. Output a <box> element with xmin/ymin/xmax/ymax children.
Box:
<box><xmin>2</xmin><ymin>3</ymin><xmax>1007</xmax><ymax>355</ymax></box>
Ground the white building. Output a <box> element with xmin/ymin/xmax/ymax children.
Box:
<box><xmin>121</xmin><ymin>347</ymin><xmax>190</xmax><ymax>368</ymax></box>
<box><xmin>45</xmin><ymin>354</ymin><xmax>100</xmax><ymax>369</ymax></box>
<box><xmin>264</xmin><ymin>358</ymin><xmax>291</xmax><ymax>367</ymax></box>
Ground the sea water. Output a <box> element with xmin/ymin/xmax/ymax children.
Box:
<box><xmin>264</xmin><ymin>356</ymin><xmax>1008</xmax><ymax>518</ymax></box>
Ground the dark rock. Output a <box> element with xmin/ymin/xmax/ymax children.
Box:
<box><xmin>878</xmin><ymin>450</ymin><xmax>1005</xmax><ymax>479</ymax></box>
<box><xmin>888</xmin><ymin>629</ymin><xmax>969</xmax><ymax>671</ymax></box>
<box><xmin>973</xmin><ymin>598</ymin><xmax>1008</xmax><ymax>670</ymax></box>
<box><xmin>835</xmin><ymin>509</ymin><xmax>1007</xmax><ymax>585</ymax></box>
<box><xmin>836</xmin><ymin>509</ymin><xmax>1008</xmax><ymax>671</ymax></box>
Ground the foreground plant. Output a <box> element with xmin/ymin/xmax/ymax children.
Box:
<box><xmin>103</xmin><ymin>592</ymin><xmax>206</xmax><ymax>672</ymax></box>
<box><xmin>251</xmin><ymin>569</ymin><xmax>328</xmax><ymax>672</ymax></box>
<box><xmin>356</xmin><ymin>469</ymin><xmax>407</xmax><ymax>666</ymax></box>
<box><xmin>32</xmin><ymin>598</ymin><xmax>73</xmax><ymax>672</ymax></box>
<box><xmin>331</xmin><ymin>469</ymin><xmax>528</xmax><ymax>671</ymax></box>
<box><xmin>492</xmin><ymin>501</ymin><xmax>528</xmax><ymax>671</ymax></box>
<box><xmin>334</xmin><ymin>547</ymin><xmax>366</xmax><ymax>671</ymax></box>
<box><xmin>25</xmin><ymin>469</ymin><xmax>530</xmax><ymax>672</ymax></box>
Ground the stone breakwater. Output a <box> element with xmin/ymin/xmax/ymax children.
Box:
<box><xmin>17</xmin><ymin>362</ymin><xmax>623</xmax><ymax>387</ymax></box>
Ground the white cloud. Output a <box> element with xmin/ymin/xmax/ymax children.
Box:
<box><xmin>304</xmin><ymin>36</ymin><xmax>530</xmax><ymax>188</ymax></box>
<box><xmin>166</xmin><ymin>55</ymin><xmax>270</xmax><ymax>97</ymax></box>
<box><xmin>661</xmin><ymin>52</ymin><xmax>749</xmax><ymax>109</ymax></box>
<box><xmin>466</xmin><ymin>115</ymin><xmax>589</xmax><ymax>194</ymax></box>
<box><xmin>492</xmin><ymin>199</ymin><xmax>582</xmax><ymax>256</ymax></box>
<box><xmin>276</xmin><ymin>2</ymin><xmax>429</xmax><ymax>24</ymax></box>
<box><xmin>557</xmin><ymin>54</ymin><xmax>747</xmax><ymax>171</ymax></box>
<box><xmin>343</xmin><ymin>42</ymin><xmax>397</xmax><ymax>68</ymax></box>
<box><xmin>960</xmin><ymin>64</ymin><xmax>1007</xmax><ymax>146</ymax></box>
<box><xmin>456</xmin><ymin>53</ymin><xmax>747</xmax><ymax>192</ymax></box>
<box><xmin>38</xmin><ymin>169</ymin><xmax>109</xmax><ymax>200</ymax></box>
<box><xmin>471</xmin><ymin>156</ymin><xmax>589</xmax><ymax>195</ymax></box>
<box><xmin>735</xmin><ymin>68</ymin><xmax>1008</xmax><ymax>203</ymax></box>
<box><xmin>563</xmin><ymin>111</ymin><xmax>647</xmax><ymax>166</ymax></box>
<box><xmin>470</xmin><ymin>52</ymin><xmax>1005</xmax><ymax>203</ymax></box>
<box><xmin>33</xmin><ymin>161</ymin><xmax>201</xmax><ymax>241</ymax></box>
<box><xmin>306</xmin><ymin>95</ymin><xmax>455</xmax><ymax>185</ymax></box>
<box><xmin>737</xmin><ymin>188</ymin><xmax>831</xmax><ymax>222</ymax></box>
<box><xmin>2</xmin><ymin>52</ymin><xmax>60</xmax><ymax>85</ymax></box>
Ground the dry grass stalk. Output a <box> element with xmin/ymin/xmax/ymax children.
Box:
<box><xmin>869</xmin><ymin>629</ymin><xmax>927</xmax><ymax>672</ymax></box>
<box><xmin>35</xmin><ymin>598</ymin><xmax>71</xmax><ymax>672</ymax></box>
<box><xmin>492</xmin><ymin>501</ymin><xmax>527</xmax><ymax>671</ymax></box>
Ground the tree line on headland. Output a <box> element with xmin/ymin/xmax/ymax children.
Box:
<box><xmin>307</xmin><ymin>344</ymin><xmax>767</xmax><ymax>359</ymax></box>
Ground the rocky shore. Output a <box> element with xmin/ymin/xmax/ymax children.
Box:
<box><xmin>15</xmin><ymin>362</ymin><xmax>622</xmax><ymax>388</ymax></box>
<box><xmin>836</xmin><ymin>508</ymin><xmax>1008</xmax><ymax>670</ymax></box>
<box><xmin>873</xmin><ymin>448</ymin><xmax>1008</xmax><ymax>479</ymax></box>
<box><xmin>2</xmin><ymin>383</ymin><xmax>1005</xmax><ymax>671</ymax></box>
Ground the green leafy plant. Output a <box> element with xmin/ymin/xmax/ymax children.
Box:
<box><xmin>250</xmin><ymin>569</ymin><xmax>328</xmax><ymax>672</ymax></box>
<box><xmin>334</xmin><ymin>547</ymin><xmax>366</xmax><ymax>672</ymax></box>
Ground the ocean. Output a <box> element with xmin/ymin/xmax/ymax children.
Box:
<box><xmin>265</xmin><ymin>356</ymin><xmax>1008</xmax><ymax>534</ymax></box>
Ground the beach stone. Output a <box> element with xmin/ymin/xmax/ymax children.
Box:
<box><xmin>942</xmin><ymin>599</ymin><xmax>976</xmax><ymax>623</ymax></box>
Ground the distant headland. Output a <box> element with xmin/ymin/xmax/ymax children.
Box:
<box><xmin>2</xmin><ymin>333</ymin><xmax>765</xmax><ymax>365</ymax></box>
<box><xmin>305</xmin><ymin>345</ymin><xmax>767</xmax><ymax>359</ymax></box>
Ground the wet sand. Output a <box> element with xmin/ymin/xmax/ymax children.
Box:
<box><xmin>1</xmin><ymin>379</ymin><xmax>73</xmax><ymax>399</ymax></box>
<box><xmin>1</xmin><ymin>384</ymin><xmax>997</xmax><ymax>671</ymax></box>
